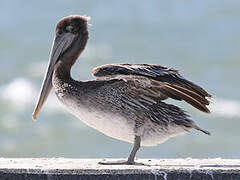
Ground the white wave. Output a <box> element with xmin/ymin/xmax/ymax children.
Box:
<box><xmin>0</xmin><ymin>78</ymin><xmax>36</xmax><ymax>109</ymax></box>
<box><xmin>209</xmin><ymin>98</ymin><xmax>240</xmax><ymax>118</ymax></box>
<box><xmin>0</xmin><ymin>77</ymin><xmax>64</xmax><ymax>113</ymax></box>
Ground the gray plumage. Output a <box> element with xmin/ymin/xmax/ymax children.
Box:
<box><xmin>33</xmin><ymin>15</ymin><xmax>212</xmax><ymax>165</ymax></box>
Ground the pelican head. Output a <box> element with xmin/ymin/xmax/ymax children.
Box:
<box><xmin>32</xmin><ymin>15</ymin><xmax>89</xmax><ymax>120</ymax></box>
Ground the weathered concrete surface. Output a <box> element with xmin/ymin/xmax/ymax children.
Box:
<box><xmin>0</xmin><ymin>158</ymin><xmax>240</xmax><ymax>180</ymax></box>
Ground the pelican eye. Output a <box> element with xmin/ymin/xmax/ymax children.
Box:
<box><xmin>57</xmin><ymin>30</ymin><xmax>63</xmax><ymax>36</ymax></box>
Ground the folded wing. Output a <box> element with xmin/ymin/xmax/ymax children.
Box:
<box><xmin>92</xmin><ymin>63</ymin><xmax>211</xmax><ymax>113</ymax></box>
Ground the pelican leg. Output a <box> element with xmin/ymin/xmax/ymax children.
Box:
<box><xmin>127</xmin><ymin>135</ymin><xmax>141</xmax><ymax>164</ymax></box>
<box><xmin>99</xmin><ymin>136</ymin><xmax>143</xmax><ymax>165</ymax></box>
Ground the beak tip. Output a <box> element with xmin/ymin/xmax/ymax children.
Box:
<box><xmin>32</xmin><ymin>113</ymin><xmax>37</xmax><ymax>121</ymax></box>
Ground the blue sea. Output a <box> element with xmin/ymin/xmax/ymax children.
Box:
<box><xmin>0</xmin><ymin>0</ymin><xmax>239</xmax><ymax>159</ymax></box>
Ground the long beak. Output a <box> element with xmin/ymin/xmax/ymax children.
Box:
<box><xmin>32</xmin><ymin>33</ymin><xmax>76</xmax><ymax>120</ymax></box>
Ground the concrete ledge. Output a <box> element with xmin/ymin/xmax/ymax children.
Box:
<box><xmin>0</xmin><ymin>158</ymin><xmax>240</xmax><ymax>180</ymax></box>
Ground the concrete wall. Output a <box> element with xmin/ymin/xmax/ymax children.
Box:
<box><xmin>0</xmin><ymin>158</ymin><xmax>240</xmax><ymax>180</ymax></box>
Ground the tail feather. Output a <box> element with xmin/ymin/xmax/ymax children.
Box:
<box><xmin>192</xmin><ymin>124</ymin><xmax>211</xmax><ymax>136</ymax></box>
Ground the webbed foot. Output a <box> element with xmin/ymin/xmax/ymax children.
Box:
<box><xmin>98</xmin><ymin>159</ymin><xmax>145</xmax><ymax>166</ymax></box>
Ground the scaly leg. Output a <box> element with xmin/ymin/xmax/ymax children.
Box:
<box><xmin>126</xmin><ymin>135</ymin><xmax>140</xmax><ymax>164</ymax></box>
<box><xmin>99</xmin><ymin>136</ymin><xmax>143</xmax><ymax>165</ymax></box>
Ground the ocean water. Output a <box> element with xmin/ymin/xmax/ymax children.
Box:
<box><xmin>0</xmin><ymin>0</ymin><xmax>239</xmax><ymax>159</ymax></box>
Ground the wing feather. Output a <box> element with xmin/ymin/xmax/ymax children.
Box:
<box><xmin>162</xmin><ymin>84</ymin><xmax>210</xmax><ymax>113</ymax></box>
<box><xmin>92</xmin><ymin>63</ymin><xmax>211</xmax><ymax>113</ymax></box>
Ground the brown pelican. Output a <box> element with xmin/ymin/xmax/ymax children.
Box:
<box><xmin>32</xmin><ymin>15</ymin><xmax>211</xmax><ymax>165</ymax></box>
